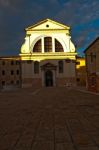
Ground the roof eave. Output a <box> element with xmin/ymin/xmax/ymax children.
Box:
<box><xmin>84</xmin><ymin>37</ymin><xmax>99</xmax><ymax>53</ymax></box>
<box><xmin>25</xmin><ymin>18</ymin><xmax>70</xmax><ymax>31</ymax></box>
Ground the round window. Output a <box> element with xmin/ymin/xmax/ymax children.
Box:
<box><xmin>46</xmin><ymin>24</ymin><xmax>49</xmax><ymax>27</ymax></box>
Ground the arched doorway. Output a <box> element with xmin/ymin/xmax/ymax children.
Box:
<box><xmin>45</xmin><ymin>70</ymin><xmax>53</xmax><ymax>87</ymax></box>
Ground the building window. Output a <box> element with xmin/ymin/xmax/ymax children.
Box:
<box><xmin>2</xmin><ymin>61</ymin><xmax>5</xmax><ymax>65</ymax></box>
<box><xmin>58</xmin><ymin>61</ymin><xmax>64</xmax><ymax>73</ymax></box>
<box><xmin>55</xmin><ymin>39</ymin><xmax>64</xmax><ymax>52</ymax></box>
<box><xmin>46</xmin><ymin>24</ymin><xmax>49</xmax><ymax>28</ymax></box>
<box><xmin>91</xmin><ymin>76</ymin><xmax>96</xmax><ymax>86</ymax></box>
<box><xmin>16</xmin><ymin>80</ymin><xmax>19</xmax><ymax>85</ymax></box>
<box><xmin>16</xmin><ymin>60</ymin><xmax>20</xmax><ymax>65</ymax></box>
<box><xmin>11</xmin><ymin>80</ymin><xmax>14</xmax><ymax>84</ymax></box>
<box><xmin>33</xmin><ymin>39</ymin><xmax>41</xmax><ymax>52</ymax></box>
<box><xmin>11</xmin><ymin>70</ymin><xmax>14</xmax><ymax>75</ymax></box>
<box><xmin>90</xmin><ymin>52</ymin><xmax>93</xmax><ymax>62</ymax></box>
<box><xmin>44</xmin><ymin>37</ymin><xmax>52</xmax><ymax>52</ymax></box>
<box><xmin>2</xmin><ymin>81</ymin><xmax>5</xmax><ymax>86</ymax></box>
<box><xmin>90</xmin><ymin>52</ymin><xmax>95</xmax><ymax>62</ymax></box>
<box><xmin>34</xmin><ymin>61</ymin><xmax>39</xmax><ymax>74</ymax></box>
<box><xmin>16</xmin><ymin>70</ymin><xmax>19</xmax><ymax>75</ymax></box>
<box><xmin>77</xmin><ymin>78</ymin><xmax>80</xmax><ymax>82</ymax></box>
<box><xmin>90</xmin><ymin>52</ymin><xmax>96</xmax><ymax>63</ymax></box>
<box><xmin>2</xmin><ymin>70</ymin><xmax>5</xmax><ymax>75</ymax></box>
<box><xmin>11</xmin><ymin>60</ymin><xmax>14</xmax><ymax>65</ymax></box>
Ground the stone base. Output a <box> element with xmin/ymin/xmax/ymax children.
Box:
<box><xmin>87</xmin><ymin>74</ymin><xmax>99</xmax><ymax>93</ymax></box>
<box><xmin>22</xmin><ymin>78</ymin><xmax>33</xmax><ymax>88</ymax></box>
<box><xmin>32</xmin><ymin>78</ymin><xmax>42</xmax><ymax>88</ymax></box>
<box><xmin>21</xmin><ymin>77</ymin><xmax>77</xmax><ymax>88</ymax></box>
<box><xmin>56</xmin><ymin>77</ymin><xmax>76</xmax><ymax>87</ymax></box>
<box><xmin>22</xmin><ymin>78</ymin><xmax>42</xmax><ymax>88</ymax></box>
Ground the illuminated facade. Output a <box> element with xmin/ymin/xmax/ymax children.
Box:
<box><xmin>76</xmin><ymin>56</ymin><xmax>86</xmax><ymax>86</ymax></box>
<box><xmin>85</xmin><ymin>37</ymin><xmax>99</xmax><ymax>92</ymax></box>
<box><xmin>20</xmin><ymin>19</ymin><xmax>77</xmax><ymax>87</ymax></box>
<box><xmin>0</xmin><ymin>19</ymin><xmax>77</xmax><ymax>89</ymax></box>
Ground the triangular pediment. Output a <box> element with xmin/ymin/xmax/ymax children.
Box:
<box><xmin>41</xmin><ymin>62</ymin><xmax>57</xmax><ymax>70</ymax></box>
<box><xmin>42</xmin><ymin>62</ymin><xmax>56</xmax><ymax>67</ymax></box>
<box><xmin>26</xmin><ymin>18</ymin><xmax>70</xmax><ymax>31</ymax></box>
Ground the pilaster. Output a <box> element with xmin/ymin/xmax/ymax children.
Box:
<box><xmin>42</xmin><ymin>37</ymin><xmax>44</xmax><ymax>53</ymax></box>
<box><xmin>52</xmin><ymin>37</ymin><xmax>55</xmax><ymax>52</ymax></box>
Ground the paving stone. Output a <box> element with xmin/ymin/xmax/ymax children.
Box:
<box><xmin>55</xmin><ymin>128</ymin><xmax>71</xmax><ymax>143</ymax></box>
<box><xmin>0</xmin><ymin>133</ymin><xmax>20</xmax><ymax>150</ymax></box>
<box><xmin>92</xmin><ymin>136</ymin><xmax>99</xmax><ymax>145</ymax></box>
<box><xmin>32</xmin><ymin>141</ymin><xmax>54</xmax><ymax>150</ymax></box>
<box><xmin>78</xmin><ymin>146</ymin><xmax>99</xmax><ymax>150</ymax></box>
<box><xmin>72</xmin><ymin>134</ymin><xmax>95</xmax><ymax>146</ymax></box>
<box><xmin>14</xmin><ymin>134</ymin><xmax>33</xmax><ymax>150</ymax></box>
<box><xmin>56</xmin><ymin>143</ymin><xmax>75</xmax><ymax>150</ymax></box>
<box><xmin>0</xmin><ymin>87</ymin><xmax>99</xmax><ymax>150</ymax></box>
<box><xmin>36</xmin><ymin>129</ymin><xmax>54</xmax><ymax>141</ymax></box>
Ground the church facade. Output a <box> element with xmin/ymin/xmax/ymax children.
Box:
<box><xmin>20</xmin><ymin>19</ymin><xmax>77</xmax><ymax>88</ymax></box>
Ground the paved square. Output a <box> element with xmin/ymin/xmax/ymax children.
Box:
<box><xmin>0</xmin><ymin>87</ymin><xmax>99</xmax><ymax>150</ymax></box>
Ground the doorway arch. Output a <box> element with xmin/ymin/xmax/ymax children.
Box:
<box><xmin>45</xmin><ymin>70</ymin><xmax>53</xmax><ymax>87</ymax></box>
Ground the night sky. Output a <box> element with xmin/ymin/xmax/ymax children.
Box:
<box><xmin>0</xmin><ymin>0</ymin><xmax>99</xmax><ymax>56</ymax></box>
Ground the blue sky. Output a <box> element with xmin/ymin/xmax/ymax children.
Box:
<box><xmin>0</xmin><ymin>0</ymin><xmax>99</xmax><ymax>56</ymax></box>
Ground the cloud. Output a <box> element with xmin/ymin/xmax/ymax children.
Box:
<box><xmin>0</xmin><ymin>0</ymin><xmax>10</xmax><ymax>7</ymax></box>
<box><xmin>0</xmin><ymin>0</ymin><xmax>99</xmax><ymax>55</ymax></box>
<box><xmin>54</xmin><ymin>0</ymin><xmax>99</xmax><ymax>51</ymax></box>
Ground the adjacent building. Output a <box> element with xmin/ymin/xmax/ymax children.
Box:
<box><xmin>84</xmin><ymin>37</ymin><xmax>99</xmax><ymax>92</ymax></box>
<box><xmin>0</xmin><ymin>57</ymin><xmax>21</xmax><ymax>89</ymax></box>
<box><xmin>76</xmin><ymin>56</ymin><xmax>86</xmax><ymax>86</ymax></box>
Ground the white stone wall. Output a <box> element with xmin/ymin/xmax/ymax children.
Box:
<box><xmin>20</xmin><ymin>19</ymin><xmax>76</xmax><ymax>87</ymax></box>
<box><xmin>21</xmin><ymin>33</ymin><xmax>75</xmax><ymax>54</ymax></box>
<box><xmin>21</xmin><ymin>60</ymin><xmax>76</xmax><ymax>78</ymax></box>
<box><xmin>20</xmin><ymin>19</ymin><xmax>75</xmax><ymax>54</ymax></box>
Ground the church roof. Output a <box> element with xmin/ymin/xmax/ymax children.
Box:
<box><xmin>25</xmin><ymin>18</ymin><xmax>70</xmax><ymax>31</ymax></box>
<box><xmin>84</xmin><ymin>37</ymin><xmax>99</xmax><ymax>53</ymax></box>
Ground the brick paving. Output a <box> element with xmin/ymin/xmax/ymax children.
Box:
<box><xmin>0</xmin><ymin>87</ymin><xmax>99</xmax><ymax>150</ymax></box>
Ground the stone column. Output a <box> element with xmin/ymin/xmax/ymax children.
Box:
<box><xmin>68</xmin><ymin>36</ymin><xmax>71</xmax><ymax>52</ymax></box>
<box><xmin>52</xmin><ymin>37</ymin><xmax>55</xmax><ymax>52</ymax></box>
<box><xmin>42</xmin><ymin>37</ymin><xmax>44</xmax><ymax>53</ymax></box>
<box><xmin>27</xmin><ymin>34</ymin><xmax>31</xmax><ymax>53</ymax></box>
